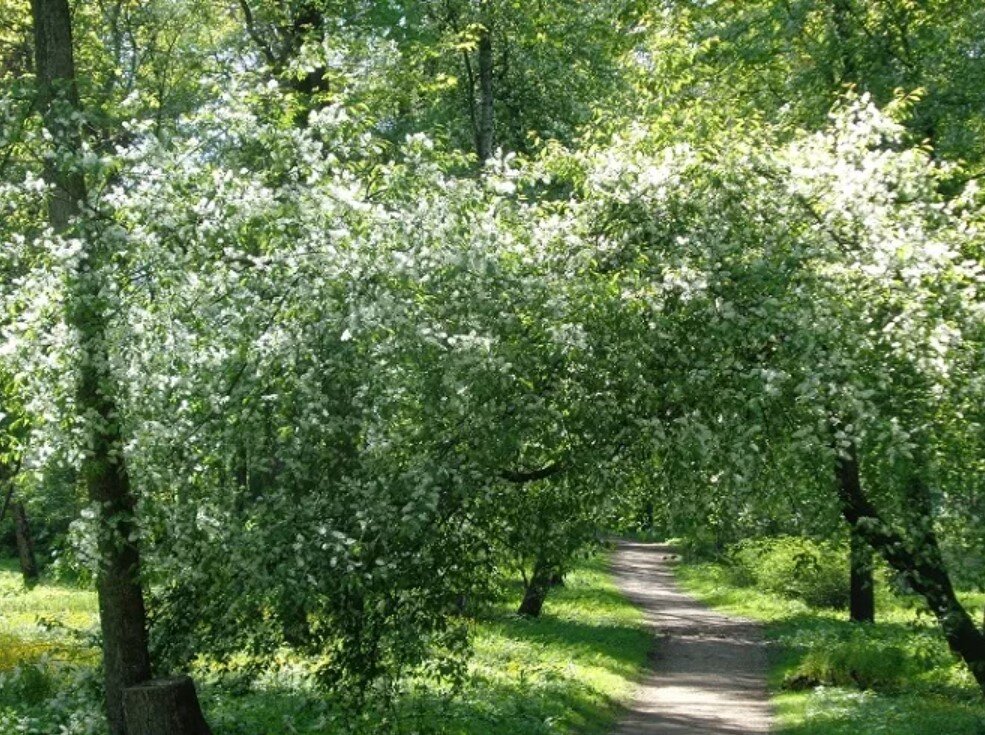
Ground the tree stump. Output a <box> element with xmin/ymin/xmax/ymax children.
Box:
<box><xmin>123</xmin><ymin>677</ymin><xmax>212</xmax><ymax>735</ymax></box>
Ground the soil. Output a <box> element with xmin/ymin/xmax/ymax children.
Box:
<box><xmin>611</xmin><ymin>541</ymin><xmax>773</xmax><ymax>734</ymax></box>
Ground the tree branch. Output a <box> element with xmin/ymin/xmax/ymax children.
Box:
<box><xmin>500</xmin><ymin>461</ymin><xmax>564</xmax><ymax>484</ymax></box>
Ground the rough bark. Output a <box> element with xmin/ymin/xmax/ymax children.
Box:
<box><xmin>475</xmin><ymin>5</ymin><xmax>494</xmax><ymax>163</ymax></box>
<box><xmin>518</xmin><ymin>559</ymin><xmax>552</xmax><ymax>617</ymax></box>
<box><xmin>123</xmin><ymin>677</ymin><xmax>212</xmax><ymax>735</ymax></box>
<box><xmin>31</xmin><ymin>2</ymin><xmax>153</xmax><ymax>732</ymax></box>
<box><xmin>835</xmin><ymin>443</ymin><xmax>985</xmax><ymax>695</ymax></box>
<box><xmin>12</xmin><ymin>501</ymin><xmax>39</xmax><ymax>583</ymax></box>
<box><xmin>848</xmin><ymin>524</ymin><xmax>874</xmax><ymax>623</ymax></box>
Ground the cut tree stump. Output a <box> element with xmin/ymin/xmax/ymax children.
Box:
<box><xmin>122</xmin><ymin>676</ymin><xmax>212</xmax><ymax>735</ymax></box>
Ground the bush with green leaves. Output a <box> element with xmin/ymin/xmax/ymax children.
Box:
<box><xmin>729</xmin><ymin>537</ymin><xmax>850</xmax><ymax>610</ymax></box>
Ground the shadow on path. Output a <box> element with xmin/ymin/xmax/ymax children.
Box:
<box><xmin>611</xmin><ymin>541</ymin><xmax>773</xmax><ymax>735</ymax></box>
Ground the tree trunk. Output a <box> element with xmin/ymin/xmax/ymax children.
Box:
<box><xmin>31</xmin><ymin>2</ymin><xmax>153</xmax><ymax>732</ymax></box>
<box><xmin>838</xmin><ymin>453</ymin><xmax>874</xmax><ymax>622</ymax></box>
<box><xmin>123</xmin><ymin>677</ymin><xmax>212</xmax><ymax>735</ymax></box>
<box><xmin>848</xmin><ymin>524</ymin><xmax>874</xmax><ymax>623</ymax></box>
<box><xmin>835</xmin><ymin>442</ymin><xmax>985</xmax><ymax>695</ymax></box>
<box><xmin>0</xmin><ymin>480</ymin><xmax>13</xmax><ymax>526</ymax></box>
<box><xmin>518</xmin><ymin>559</ymin><xmax>552</xmax><ymax>617</ymax></box>
<box><xmin>13</xmin><ymin>501</ymin><xmax>39</xmax><ymax>583</ymax></box>
<box><xmin>475</xmin><ymin>5</ymin><xmax>494</xmax><ymax>162</ymax></box>
<box><xmin>831</xmin><ymin>0</ymin><xmax>858</xmax><ymax>87</ymax></box>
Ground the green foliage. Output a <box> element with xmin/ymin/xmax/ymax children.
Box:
<box><xmin>3</xmin><ymin>0</ymin><xmax>985</xmax><ymax>727</ymax></box>
<box><xmin>729</xmin><ymin>537</ymin><xmax>850</xmax><ymax>610</ymax></box>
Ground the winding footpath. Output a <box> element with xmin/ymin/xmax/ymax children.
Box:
<box><xmin>611</xmin><ymin>541</ymin><xmax>773</xmax><ymax>735</ymax></box>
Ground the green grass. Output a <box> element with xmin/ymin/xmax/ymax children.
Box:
<box><xmin>0</xmin><ymin>552</ymin><xmax>648</xmax><ymax>735</ymax></box>
<box><xmin>676</xmin><ymin>559</ymin><xmax>985</xmax><ymax>735</ymax></box>
<box><xmin>0</xmin><ymin>557</ymin><xmax>98</xmax><ymax>669</ymax></box>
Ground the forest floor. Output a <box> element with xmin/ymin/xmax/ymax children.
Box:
<box><xmin>610</xmin><ymin>541</ymin><xmax>772</xmax><ymax>734</ymax></box>
<box><xmin>0</xmin><ymin>553</ymin><xmax>649</xmax><ymax>735</ymax></box>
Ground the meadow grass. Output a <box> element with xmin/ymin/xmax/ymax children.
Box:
<box><xmin>0</xmin><ymin>557</ymin><xmax>98</xmax><ymax>670</ymax></box>
<box><xmin>676</xmin><ymin>559</ymin><xmax>985</xmax><ymax>735</ymax></box>
<box><xmin>0</xmin><ymin>551</ymin><xmax>647</xmax><ymax>734</ymax></box>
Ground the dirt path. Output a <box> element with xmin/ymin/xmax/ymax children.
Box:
<box><xmin>611</xmin><ymin>541</ymin><xmax>773</xmax><ymax>735</ymax></box>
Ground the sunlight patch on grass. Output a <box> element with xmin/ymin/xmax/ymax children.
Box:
<box><xmin>1</xmin><ymin>552</ymin><xmax>647</xmax><ymax>735</ymax></box>
<box><xmin>676</xmin><ymin>559</ymin><xmax>985</xmax><ymax>735</ymax></box>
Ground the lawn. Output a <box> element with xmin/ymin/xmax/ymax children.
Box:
<box><xmin>0</xmin><ymin>552</ymin><xmax>647</xmax><ymax>735</ymax></box>
<box><xmin>676</xmin><ymin>559</ymin><xmax>985</xmax><ymax>735</ymax></box>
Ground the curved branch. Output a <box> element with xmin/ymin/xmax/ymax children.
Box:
<box><xmin>501</xmin><ymin>461</ymin><xmax>564</xmax><ymax>484</ymax></box>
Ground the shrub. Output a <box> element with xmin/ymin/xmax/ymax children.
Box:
<box><xmin>0</xmin><ymin>662</ymin><xmax>55</xmax><ymax>707</ymax></box>
<box><xmin>782</xmin><ymin>625</ymin><xmax>952</xmax><ymax>692</ymax></box>
<box><xmin>729</xmin><ymin>536</ymin><xmax>849</xmax><ymax>609</ymax></box>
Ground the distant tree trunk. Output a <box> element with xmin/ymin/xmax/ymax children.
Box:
<box><xmin>0</xmin><ymin>480</ymin><xmax>13</xmax><ymax>527</ymax></box>
<box><xmin>12</xmin><ymin>501</ymin><xmax>39</xmax><ymax>583</ymax></box>
<box><xmin>518</xmin><ymin>559</ymin><xmax>552</xmax><ymax>617</ymax></box>
<box><xmin>831</xmin><ymin>0</ymin><xmax>858</xmax><ymax>87</ymax></box>
<box><xmin>475</xmin><ymin>5</ymin><xmax>494</xmax><ymax>162</ymax></box>
<box><xmin>835</xmin><ymin>441</ymin><xmax>985</xmax><ymax>695</ymax></box>
<box><xmin>31</xmin><ymin>2</ymin><xmax>153</xmax><ymax>732</ymax></box>
<box><xmin>833</xmin><ymin>432</ymin><xmax>874</xmax><ymax>622</ymax></box>
<box><xmin>848</xmin><ymin>525</ymin><xmax>874</xmax><ymax>623</ymax></box>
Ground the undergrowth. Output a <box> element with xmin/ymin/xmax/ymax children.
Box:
<box><xmin>0</xmin><ymin>553</ymin><xmax>647</xmax><ymax>735</ymax></box>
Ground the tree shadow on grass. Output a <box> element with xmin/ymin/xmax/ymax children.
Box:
<box><xmin>481</xmin><ymin>613</ymin><xmax>647</xmax><ymax>679</ymax></box>
<box><xmin>203</xmin><ymin>666</ymin><xmax>630</xmax><ymax>735</ymax></box>
<box><xmin>200</xmin><ymin>601</ymin><xmax>647</xmax><ymax>735</ymax></box>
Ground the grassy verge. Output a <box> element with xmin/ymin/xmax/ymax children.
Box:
<box><xmin>676</xmin><ymin>559</ymin><xmax>985</xmax><ymax>735</ymax></box>
<box><xmin>0</xmin><ymin>552</ymin><xmax>647</xmax><ymax>735</ymax></box>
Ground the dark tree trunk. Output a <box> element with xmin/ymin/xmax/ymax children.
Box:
<box><xmin>518</xmin><ymin>560</ymin><xmax>552</xmax><ymax>617</ymax></box>
<box><xmin>31</xmin><ymin>2</ymin><xmax>154</xmax><ymax>732</ymax></box>
<box><xmin>13</xmin><ymin>501</ymin><xmax>39</xmax><ymax>583</ymax></box>
<box><xmin>837</xmin><ymin>455</ymin><xmax>874</xmax><ymax>622</ymax></box>
<box><xmin>848</xmin><ymin>524</ymin><xmax>874</xmax><ymax>623</ymax></box>
<box><xmin>123</xmin><ymin>677</ymin><xmax>212</xmax><ymax>735</ymax></box>
<box><xmin>0</xmin><ymin>480</ymin><xmax>13</xmax><ymax>527</ymax></box>
<box><xmin>475</xmin><ymin>5</ymin><xmax>494</xmax><ymax>162</ymax></box>
<box><xmin>835</xmin><ymin>442</ymin><xmax>985</xmax><ymax>695</ymax></box>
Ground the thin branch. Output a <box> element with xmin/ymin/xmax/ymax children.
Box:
<box><xmin>237</xmin><ymin>0</ymin><xmax>279</xmax><ymax>67</ymax></box>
